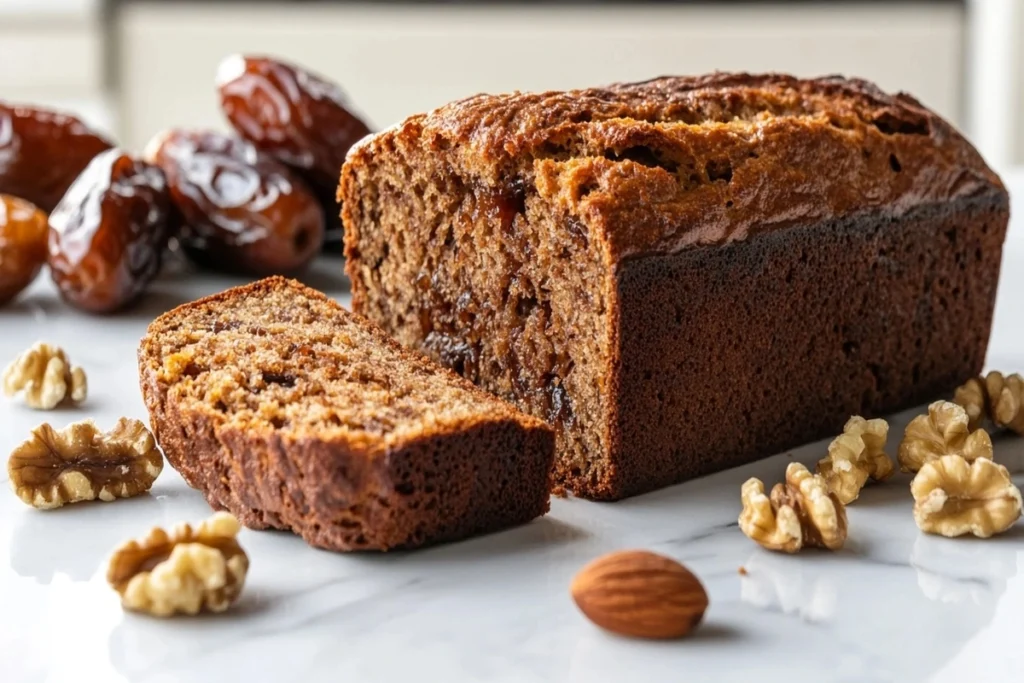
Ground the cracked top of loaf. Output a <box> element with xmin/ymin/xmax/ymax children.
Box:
<box><xmin>345</xmin><ymin>73</ymin><xmax>1006</xmax><ymax>259</ymax></box>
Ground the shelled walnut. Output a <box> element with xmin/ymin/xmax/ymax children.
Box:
<box><xmin>953</xmin><ymin>377</ymin><xmax>989</xmax><ymax>431</ymax></box>
<box><xmin>107</xmin><ymin>512</ymin><xmax>249</xmax><ymax>617</ymax></box>
<box><xmin>7</xmin><ymin>418</ymin><xmax>163</xmax><ymax>509</ymax></box>
<box><xmin>911</xmin><ymin>455</ymin><xmax>1022</xmax><ymax>538</ymax></box>
<box><xmin>816</xmin><ymin>416</ymin><xmax>894</xmax><ymax>504</ymax></box>
<box><xmin>2</xmin><ymin>342</ymin><xmax>87</xmax><ymax>409</ymax></box>
<box><xmin>984</xmin><ymin>372</ymin><xmax>1024</xmax><ymax>435</ymax></box>
<box><xmin>739</xmin><ymin>462</ymin><xmax>848</xmax><ymax>553</ymax></box>
<box><xmin>898</xmin><ymin>401</ymin><xmax>993</xmax><ymax>474</ymax></box>
<box><xmin>953</xmin><ymin>372</ymin><xmax>1024</xmax><ymax>435</ymax></box>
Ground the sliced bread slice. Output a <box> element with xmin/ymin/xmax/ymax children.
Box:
<box><xmin>138</xmin><ymin>277</ymin><xmax>554</xmax><ymax>551</ymax></box>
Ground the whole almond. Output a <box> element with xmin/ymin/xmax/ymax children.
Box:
<box><xmin>570</xmin><ymin>550</ymin><xmax>709</xmax><ymax>639</ymax></box>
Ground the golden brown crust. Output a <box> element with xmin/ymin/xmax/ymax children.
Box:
<box><xmin>138</xmin><ymin>277</ymin><xmax>554</xmax><ymax>550</ymax></box>
<box><xmin>346</xmin><ymin>73</ymin><xmax>1004</xmax><ymax>260</ymax></box>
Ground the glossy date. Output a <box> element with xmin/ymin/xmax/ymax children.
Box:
<box><xmin>217</xmin><ymin>55</ymin><xmax>371</xmax><ymax>192</ymax></box>
<box><xmin>146</xmin><ymin>129</ymin><xmax>324</xmax><ymax>275</ymax></box>
<box><xmin>0</xmin><ymin>194</ymin><xmax>48</xmax><ymax>305</ymax></box>
<box><xmin>48</xmin><ymin>149</ymin><xmax>174</xmax><ymax>314</ymax></box>
<box><xmin>0</xmin><ymin>103</ymin><xmax>113</xmax><ymax>212</ymax></box>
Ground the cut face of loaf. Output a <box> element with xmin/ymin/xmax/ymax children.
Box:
<box><xmin>138</xmin><ymin>277</ymin><xmax>554</xmax><ymax>551</ymax></box>
<box><xmin>341</xmin><ymin>73</ymin><xmax>1009</xmax><ymax>500</ymax></box>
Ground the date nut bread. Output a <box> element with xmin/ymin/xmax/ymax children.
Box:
<box><xmin>340</xmin><ymin>73</ymin><xmax>1009</xmax><ymax>500</ymax></box>
<box><xmin>138</xmin><ymin>277</ymin><xmax>554</xmax><ymax>551</ymax></box>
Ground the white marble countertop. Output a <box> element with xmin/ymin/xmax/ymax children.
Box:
<box><xmin>2</xmin><ymin>172</ymin><xmax>1023</xmax><ymax>683</ymax></box>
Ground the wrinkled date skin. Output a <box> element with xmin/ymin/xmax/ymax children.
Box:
<box><xmin>217</xmin><ymin>55</ymin><xmax>372</xmax><ymax>191</ymax></box>
<box><xmin>0</xmin><ymin>194</ymin><xmax>48</xmax><ymax>305</ymax></box>
<box><xmin>146</xmin><ymin>130</ymin><xmax>324</xmax><ymax>275</ymax></box>
<box><xmin>48</xmin><ymin>149</ymin><xmax>173</xmax><ymax>314</ymax></box>
<box><xmin>217</xmin><ymin>55</ymin><xmax>372</xmax><ymax>246</ymax></box>
<box><xmin>0</xmin><ymin>103</ymin><xmax>114</xmax><ymax>212</ymax></box>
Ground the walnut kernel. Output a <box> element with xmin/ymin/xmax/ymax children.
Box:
<box><xmin>985</xmin><ymin>371</ymin><xmax>1024</xmax><ymax>435</ymax></box>
<box><xmin>898</xmin><ymin>401</ymin><xmax>993</xmax><ymax>474</ymax></box>
<box><xmin>740</xmin><ymin>462</ymin><xmax>848</xmax><ymax>553</ymax></box>
<box><xmin>816</xmin><ymin>416</ymin><xmax>893</xmax><ymax>504</ymax></box>
<box><xmin>911</xmin><ymin>455</ymin><xmax>1022</xmax><ymax>538</ymax></box>
<box><xmin>7</xmin><ymin>418</ymin><xmax>163</xmax><ymax>509</ymax></box>
<box><xmin>107</xmin><ymin>512</ymin><xmax>249</xmax><ymax>616</ymax></box>
<box><xmin>953</xmin><ymin>377</ymin><xmax>988</xmax><ymax>431</ymax></box>
<box><xmin>739</xmin><ymin>478</ymin><xmax>801</xmax><ymax>552</ymax></box>
<box><xmin>952</xmin><ymin>372</ymin><xmax>1024</xmax><ymax>435</ymax></box>
<box><xmin>2</xmin><ymin>342</ymin><xmax>87</xmax><ymax>409</ymax></box>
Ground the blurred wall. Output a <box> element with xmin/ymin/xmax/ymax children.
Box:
<box><xmin>0</xmin><ymin>0</ymin><xmax>111</xmax><ymax>132</ymax></box>
<box><xmin>116</xmin><ymin>2</ymin><xmax>965</xmax><ymax>150</ymax></box>
<box><xmin>14</xmin><ymin>1</ymin><xmax>1023</xmax><ymax>165</ymax></box>
<box><xmin>966</xmin><ymin>0</ymin><xmax>1024</xmax><ymax>170</ymax></box>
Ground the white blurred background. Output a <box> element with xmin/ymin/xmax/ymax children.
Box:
<box><xmin>2</xmin><ymin>0</ymin><xmax>1021</xmax><ymax>171</ymax></box>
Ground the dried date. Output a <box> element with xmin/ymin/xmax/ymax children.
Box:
<box><xmin>217</xmin><ymin>55</ymin><xmax>371</xmax><ymax>191</ymax></box>
<box><xmin>48</xmin><ymin>149</ymin><xmax>173</xmax><ymax>314</ymax></box>
<box><xmin>217</xmin><ymin>54</ymin><xmax>371</xmax><ymax>246</ymax></box>
<box><xmin>0</xmin><ymin>194</ymin><xmax>48</xmax><ymax>305</ymax></box>
<box><xmin>0</xmin><ymin>103</ymin><xmax>113</xmax><ymax>212</ymax></box>
<box><xmin>146</xmin><ymin>129</ymin><xmax>324</xmax><ymax>275</ymax></box>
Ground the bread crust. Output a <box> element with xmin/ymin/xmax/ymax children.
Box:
<box><xmin>598</xmin><ymin>194</ymin><xmax>1007</xmax><ymax>499</ymax></box>
<box><xmin>345</xmin><ymin>73</ymin><xmax>1005</xmax><ymax>261</ymax></box>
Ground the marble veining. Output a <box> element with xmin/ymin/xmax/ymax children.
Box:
<box><xmin>2</xmin><ymin>174</ymin><xmax>1023</xmax><ymax>682</ymax></box>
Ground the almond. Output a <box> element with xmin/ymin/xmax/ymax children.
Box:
<box><xmin>570</xmin><ymin>550</ymin><xmax>709</xmax><ymax>639</ymax></box>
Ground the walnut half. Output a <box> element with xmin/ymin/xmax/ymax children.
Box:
<box><xmin>953</xmin><ymin>377</ymin><xmax>988</xmax><ymax>431</ymax></box>
<box><xmin>107</xmin><ymin>512</ymin><xmax>249</xmax><ymax>617</ymax></box>
<box><xmin>2</xmin><ymin>342</ymin><xmax>87</xmax><ymax>409</ymax></box>
<box><xmin>898</xmin><ymin>401</ymin><xmax>993</xmax><ymax>474</ymax></box>
<box><xmin>985</xmin><ymin>372</ymin><xmax>1024</xmax><ymax>435</ymax></box>
<box><xmin>953</xmin><ymin>372</ymin><xmax>1024</xmax><ymax>435</ymax></box>
<box><xmin>740</xmin><ymin>463</ymin><xmax>848</xmax><ymax>553</ymax></box>
<box><xmin>911</xmin><ymin>455</ymin><xmax>1022</xmax><ymax>538</ymax></box>
<box><xmin>816</xmin><ymin>416</ymin><xmax>894</xmax><ymax>504</ymax></box>
<box><xmin>7</xmin><ymin>418</ymin><xmax>163</xmax><ymax>509</ymax></box>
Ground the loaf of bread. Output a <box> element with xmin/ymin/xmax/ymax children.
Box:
<box><xmin>340</xmin><ymin>73</ymin><xmax>1009</xmax><ymax>500</ymax></box>
<box><xmin>138</xmin><ymin>277</ymin><xmax>554</xmax><ymax>550</ymax></box>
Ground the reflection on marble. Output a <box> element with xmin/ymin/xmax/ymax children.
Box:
<box><xmin>9</xmin><ymin>495</ymin><xmax>166</xmax><ymax>583</ymax></box>
<box><xmin>2</xmin><ymin>183</ymin><xmax>1024</xmax><ymax>683</ymax></box>
<box><xmin>739</xmin><ymin>552</ymin><xmax>838</xmax><ymax>623</ymax></box>
<box><xmin>911</xmin><ymin>533</ymin><xmax>1020</xmax><ymax>605</ymax></box>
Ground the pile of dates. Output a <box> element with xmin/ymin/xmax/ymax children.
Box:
<box><xmin>0</xmin><ymin>55</ymin><xmax>371</xmax><ymax>313</ymax></box>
